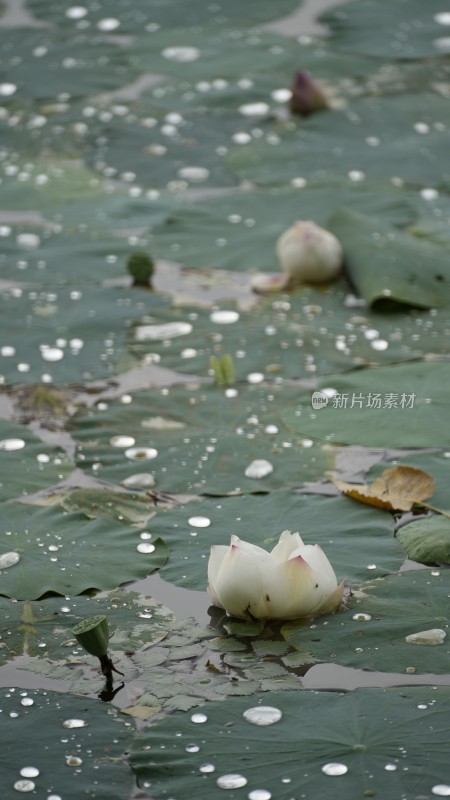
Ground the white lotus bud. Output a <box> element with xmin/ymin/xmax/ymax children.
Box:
<box><xmin>207</xmin><ymin>530</ymin><xmax>344</xmax><ymax>621</ymax></box>
<box><xmin>276</xmin><ymin>220</ymin><xmax>343</xmax><ymax>285</ymax></box>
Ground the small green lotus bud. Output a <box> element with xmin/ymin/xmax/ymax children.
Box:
<box><xmin>72</xmin><ymin>615</ymin><xmax>110</xmax><ymax>658</ymax></box>
<box><xmin>127</xmin><ymin>251</ymin><xmax>155</xmax><ymax>287</ymax></box>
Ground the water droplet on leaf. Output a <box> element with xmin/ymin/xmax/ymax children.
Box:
<box><xmin>243</xmin><ymin>706</ymin><xmax>282</xmax><ymax>725</ymax></box>
<box><xmin>245</xmin><ymin>460</ymin><xmax>273</xmax><ymax>479</ymax></box>
<box><xmin>188</xmin><ymin>516</ymin><xmax>211</xmax><ymax>528</ymax></box>
<box><xmin>0</xmin><ymin>552</ymin><xmax>20</xmax><ymax>569</ymax></box>
<box><xmin>191</xmin><ymin>713</ymin><xmax>207</xmax><ymax>723</ymax></box>
<box><xmin>217</xmin><ymin>774</ymin><xmax>248</xmax><ymax>789</ymax></box>
<box><xmin>322</xmin><ymin>763</ymin><xmax>348</xmax><ymax>776</ymax></box>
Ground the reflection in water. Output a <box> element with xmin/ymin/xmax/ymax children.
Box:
<box><xmin>130</xmin><ymin>571</ymin><xmax>212</xmax><ymax>627</ymax></box>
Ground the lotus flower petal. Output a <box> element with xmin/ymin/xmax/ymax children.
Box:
<box><xmin>207</xmin><ymin>544</ymin><xmax>229</xmax><ymax>606</ymax></box>
<box><xmin>270</xmin><ymin>530</ymin><xmax>304</xmax><ymax>563</ymax></box>
<box><xmin>292</xmin><ymin>544</ymin><xmax>340</xmax><ymax>594</ymax></box>
<box><xmin>207</xmin><ymin>531</ymin><xmax>343</xmax><ymax>621</ymax></box>
<box><xmin>210</xmin><ymin>537</ymin><xmax>278</xmax><ymax>619</ymax></box>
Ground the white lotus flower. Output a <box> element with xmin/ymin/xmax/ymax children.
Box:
<box><xmin>276</xmin><ymin>220</ymin><xmax>343</xmax><ymax>285</ymax></box>
<box><xmin>207</xmin><ymin>530</ymin><xmax>344</xmax><ymax>621</ymax></box>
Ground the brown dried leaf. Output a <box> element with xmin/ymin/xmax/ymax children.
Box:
<box><xmin>333</xmin><ymin>465</ymin><xmax>435</xmax><ymax>512</ymax></box>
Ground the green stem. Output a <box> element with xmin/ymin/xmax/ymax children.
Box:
<box><xmin>414</xmin><ymin>500</ymin><xmax>450</xmax><ymax>520</ymax></box>
<box><xmin>99</xmin><ymin>653</ymin><xmax>124</xmax><ymax>680</ymax></box>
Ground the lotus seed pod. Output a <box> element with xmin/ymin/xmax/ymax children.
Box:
<box><xmin>127</xmin><ymin>251</ymin><xmax>155</xmax><ymax>287</ymax></box>
<box><xmin>72</xmin><ymin>615</ymin><xmax>110</xmax><ymax>658</ymax></box>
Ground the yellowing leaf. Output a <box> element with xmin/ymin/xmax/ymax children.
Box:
<box><xmin>333</xmin><ymin>465</ymin><xmax>435</xmax><ymax>512</ymax></box>
<box><xmin>123</xmin><ymin>705</ymin><xmax>161</xmax><ymax>720</ymax></box>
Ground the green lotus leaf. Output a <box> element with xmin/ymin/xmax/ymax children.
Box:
<box><xmin>0</xmin><ymin>688</ymin><xmax>133</xmax><ymax>800</ymax></box>
<box><xmin>323</xmin><ymin>0</ymin><xmax>450</xmax><ymax>59</ymax></box>
<box><xmin>0</xmin><ymin>418</ymin><xmax>72</xmax><ymax>502</ymax></box>
<box><xmin>282</xmin><ymin>569</ymin><xmax>450</xmax><ymax>673</ymax></box>
<box><xmin>0</xmin><ymin>28</ymin><xmax>134</xmax><ymax>99</ymax></box>
<box><xmin>328</xmin><ymin>208</ymin><xmax>450</xmax><ymax>308</ymax></box>
<box><xmin>0</xmin><ymin>589</ymin><xmax>174</xmax><ymax>666</ymax></box>
<box><xmin>0</xmin><ymin>282</ymin><xmax>168</xmax><ymax>384</ymax></box>
<box><xmin>228</xmin><ymin>93</ymin><xmax>450</xmax><ymax>188</ymax></box>
<box><xmin>0</xmin><ymin>502</ymin><xmax>168</xmax><ymax>599</ymax></box>
<box><xmin>69</xmin><ymin>383</ymin><xmax>332</xmax><ymax>494</ymax></box>
<box><xmin>283</xmin><ymin>360</ymin><xmax>450</xmax><ymax>448</ymax></box>
<box><xmin>147</xmin><ymin>491</ymin><xmax>401</xmax><ymax>591</ymax></box>
<box><xmin>60</xmin><ymin>487</ymin><xmax>158</xmax><ymax>527</ymax></box>
<box><xmin>150</xmin><ymin>183</ymin><xmax>415</xmax><ymax>271</ymax></box>
<box><xmin>27</xmin><ymin>0</ymin><xmax>301</xmax><ymax>31</ymax></box>
<box><xmin>130</xmin><ymin>686</ymin><xmax>450</xmax><ymax>800</ymax></box>
<box><xmin>397</xmin><ymin>516</ymin><xmax>450</xmax><ymax>565</ymax></box>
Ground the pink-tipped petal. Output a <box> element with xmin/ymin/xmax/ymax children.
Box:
<box><xmin>297</xmin><ymin>544</ymin><xmax>339</xmax><ymax>594</ymax></box>
<box><xmin>270</xmin><ymin>530</ymin><xmax>305</xmax><ymax>563</ymax></box>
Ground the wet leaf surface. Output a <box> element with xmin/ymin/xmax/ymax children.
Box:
<box><xmin>0</xmin><ymin>503</ymin><xmax>168</xmax><ymax>599</ymax></box>
<box><xmin>147</xmin><ymin>491</ymin><xmax>401</xmax><ymax>590</ymax></box>
<box><xmin>0</xmin><ymin>687</ymin><xmax>134</xmax><ymax>800</ymax></box>
<box><xmin>397</xmin><ymin>516</ymin><xmax>450</xmax><ymax>565</ymax></box>
<box><xmin>131</xmin><ymin>686</ymin><xmax>450</xmax><ymax>800</ymax></box>
<box><xmin>282</xmin><ymin>570</ymin><xmax>450</xmax><ymax>673</ymax></box>
<box><xmin>2</xmin><ymin>0</ymin><xmax>450</xmax><ymax>794</ymax></box>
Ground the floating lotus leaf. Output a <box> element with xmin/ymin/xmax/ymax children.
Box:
<box><xmin>126</xmin><ymin>294</ymin><xmax>445</xmax><ymax>387</ymax></box>
<box><xmin>328</xmin><ymin>208</ymin><xmax>450</xmax><ymax>308</ymax></box>
<box><xmin>69</xmin><ymin>383</ymin><xmax>332</xmax><ymax>494</ymax></box>
<box><xmin>0</xmin><ymin>502</ymin><xmax>168</xmax><ymax>600</ymax></box>
<box><xmin>0</xmin><ymin>221</ymin><xmax>173</xmax><ymax>288</ymax></box>
<box><xmin>282</xmin><ymin>570</ymin><xmax>450</xmax><ymax>673</ymax></box>
<box><xmin>146</xmin><ymin>491</ymin><xmax>401</xmax><ymax>591</ymax></box>
<box><xmin>0</xmin><ymin>418</ymin><xmax>72</xmax><ymax>502</ymax></box>
<box><xmin>0</xmin><ymin>588</ymin><xmax>174</xmax><ymax>666</ymax></box>
<box><xmin>283</xmin><ymin>361</ymin><xmax>450</xmax><ymax>448</ymax></box>
<box><xmin>228</xmin><ymin>93</ymin><xmax>450</xmax><ymax>188</ymax></box>
<box><xmin>0</xmin><ymin>28</ymin><xmax>134</xmax><ymax>99</ymax></box>
<box><xmin>130</xmin><ymin>686</ymin><xmax>450</xmax><ymax>800</ymax></box>
<box><xmin>323</xmin><ymin>0</ymin><xmax>450</xmax><ymax>59</ymax></box>
<box><xmin>0</xmin><ymin>688</ymin><xmax>133</xmax><ymax>800</ymax></box>
<box><xmin>397</xmin><ymin>516</ymin><xmax>450</xmax><ymax>565</ymax></box>
<box><xmin>150</xmin><ymin>183</ymin><xmax>415</xmax><ymax>272</ymax></box>
<box><xmin>60</xmin><ymin>487</ymin><xmax>158</xmax><ymax>527</ymax></box>
<box><xmin>27</xmin><ymin>0</ymin><xmax>301</xmax><ymax>30</ymax></box>
<box><xmin>130</xmin><ymin>27</ymin><xmax>298</xmax><ymax>80</ymax></box>
<box><xmin>0</xmin><ymin>283</ymin><xmax>167</xmax><ymax>384</ymax></box>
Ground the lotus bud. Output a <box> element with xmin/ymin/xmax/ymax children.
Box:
<box><xmin>289</xmin><ymin>70</ymin><xmax>328</xmax><ymax>116</ymax></box>
<box><xmin>72</xmin><ymin>615</ymin><xmax>123</xmax><ymax>681</ymax></box>
<box><xmin>276</xmin><ymin>220</ymin><xmax>343</xmax><ymax>285</ymax></box>
<box><xmin>208</xmin><ymin>530</ymin><xmax>344</xmax><ymax>621</ymax></box>
<box><xmin>127</xmin><ymin>250</ymin><xmax>155</xmax><ymax>288</ymax></box>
